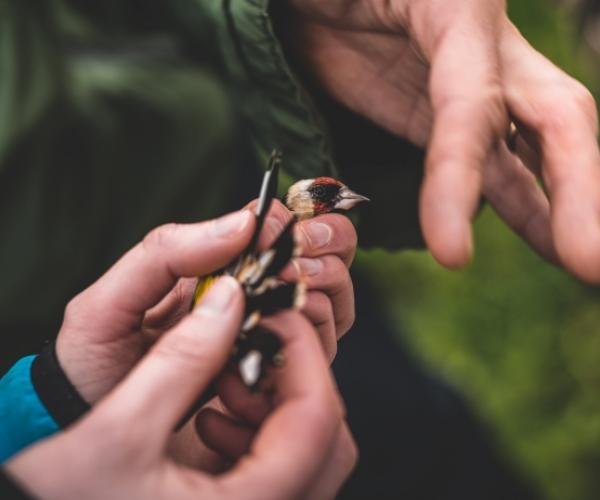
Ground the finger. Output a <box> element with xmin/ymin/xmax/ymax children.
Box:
<box><xmin>168</xmin><ymin>405</ymin><xmax>228</xmax><ymax>474</ymax></box>
<box><xmin>282</xmin><ymin>256</ymin><xmax>355</xmax><ymax>339</ymax></box>
<box><xmin>143</xmin><ymin>278</ymin><xmax>197</xmax><ymax>335</ymax></box>
<box><xmin>98</xmin><ymin>277</ymin><xmax>244</xmax><ymax>441</ymax></box>
<box><xmin>219</xmin><ymin>311</ymin><xmax>344</xmax><ymax>499</ymax></box>
<box><xmin>484</xmin><ymin>143</ymin><xmax>560</xmax><ymax>266</ymax></box>
<box><xmin>421</xmin><ymin>21</ymin><xmax>507</xmax><ymax>268</ymax></box>
<box><xmin>300</xmin><ymin>291</ymin><xmax>337</xmax><ymax>362</ymax></box>
<box><xmin>215</xmin><ymin>371</ymin><xmax>271</xmax><ymax>426</ymax></box>
<box><xmin>196</xmin><ymin>408</ymin><xmax>255</xmax><ymax>461</ymax></box>
<box><xmin>244</xmin><ymin>199</ymin><xmax>294</xmax><ymax>250</ymax></box>
<box><xmin>66</xmin><ymin>211</ymin><xmax>253</xmax><ymax>333</ymax></box>
<box><xmin>303</xmin><ymin>423</ymin><xmax>358</xmax><ymax>500</ymax></box>
<box><xmin>296</xmin><ymin>214</ymin><xmax>358</xmax><ymax>267</ymax></box>
<box><xmin>502</xmin><ymin>30</ymin><xmax>600</xmax><ymax>281</ymax></box>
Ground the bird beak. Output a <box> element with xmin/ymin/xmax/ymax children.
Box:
<box><xmin>334</xmin><ymin>187</ymin><xmax>371</xmax><ymax>211</ymax></box>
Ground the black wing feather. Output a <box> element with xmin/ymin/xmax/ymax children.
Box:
<box><xmin>252</xmin><ymin>217</ymin><xmax>297</xmax><ymax>286</ymax></box>
<box><xmin>245</xmin><ymin>282</ymin><xmax>299</xmax><ymax>318</ymax></box>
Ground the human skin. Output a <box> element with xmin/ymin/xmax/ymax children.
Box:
<box><xmin>283</xmin><ymin>0</ymin><xmax>600</xmax><ymax>281</ymax></box>
<box><xmin>4</xmin><ymin>275</ymin><xmax>357</xmax><ymax>500</ymax></box>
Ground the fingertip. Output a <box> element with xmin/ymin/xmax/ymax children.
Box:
<box><xmin>421</xmin><ymin>207</ymin><xmax>473</xmax><ymax>270</ymax></box>
<box><xmin>193</xmin><ymin>275</ymin><xmax>243</xmax><ymax>317</ymax></box>
<box><xmin>554</xmin><ymin>221</ymin><xmax>600</xmax><ymax>284</ymax></box>
<box><xmin>429</xmin><ymin>236</ymin><xmax>473</xmax><ymax>270</ymax></box>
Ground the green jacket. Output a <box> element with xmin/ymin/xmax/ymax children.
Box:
<box><xmin>0</xmin><ymin>0</ymin><xmax>424</xmax><ymax>360</ymax></box>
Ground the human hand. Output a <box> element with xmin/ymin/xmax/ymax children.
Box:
<box><xmin>56</xmin><ymin>210</ymin><xmax>256</xmax><ymax>405</ymax></box>
<box><xmin>282</xmin><ymin>0</ymin><xmax>600</xmax><ymax>281</ymax></box>
<box><xmin>5</xmin><ymin>280</ymin><xmax>356</xmax><ymax>500</ymax></box>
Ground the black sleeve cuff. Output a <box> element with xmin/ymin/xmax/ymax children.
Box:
<box><xmin>30</xmin><ymin>342</ymin><xmax>90</xmax><ymax>429</ymax></box>
<box><xmin>0</xmin><ymin>469</ymin><xmax>35</xmax><ymax>500</ymax></box>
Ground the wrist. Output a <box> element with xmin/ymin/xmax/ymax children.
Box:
<box><xmin>31</xmin><ymin>342</ymin><xmax>90</xmax><ymax>430</ymax></box>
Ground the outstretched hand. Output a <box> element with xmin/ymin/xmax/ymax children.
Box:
<box><xmin>284</xmin><ymin>0</ymin><xmax>600</xmax><ymax>281</ymax></box>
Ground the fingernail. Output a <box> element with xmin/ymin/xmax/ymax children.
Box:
<box><xmin>293</xmin><ymin>258</ymin><xmax>323</xmax><ymax>277</ymax></box>
<box><xmin>302</xmin><ymin>222</ymin><xmax>332</xmax><ymax>250</ymax></box>
<box><xmin>194</xmin><ymin>277</ymin><xmax>238</xmax><ymax>316</ymax></box>
<box><xmin>212</xmin><ymin>211</ymin><xmax>252</xmax><ymax>238</ymax></box>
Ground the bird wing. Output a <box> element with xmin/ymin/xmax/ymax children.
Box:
<box><xmin>191</xmin><ymin>150</ymin><xmax>282</xmax><ymax>309</ymax></box>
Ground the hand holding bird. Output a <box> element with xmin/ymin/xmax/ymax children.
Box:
<box><xmin>48</xmin><ymin>150</ymin><xmax>363</xmax><ymax>471</ymax></box>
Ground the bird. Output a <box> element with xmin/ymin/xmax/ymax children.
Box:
<box><xmin>190</xmin><ymin>152</ymin><xmax>369</xmax><ymax>391</ymax></box>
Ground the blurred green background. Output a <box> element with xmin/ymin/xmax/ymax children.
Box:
<box><xmin>360</xmin><ymin>2</ymin><xmax>600</xmax><ymax>499</ymax></box>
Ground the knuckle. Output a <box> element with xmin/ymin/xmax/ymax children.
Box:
<box><xmin>341</xmin><ymin>431</ymin><xmax>360</xmax><ymax>473</ymax></box>
<box><xmin>538</xmin><ymin>102</ymin><xmax>574</xmax><ymax>134</ymax></box>
<box><xmin>142</xmin><ymin>223</ymin><xmax>180</xmax><ymax>253</ymax></box>
<box><xmin>63</xmin><ymin>293</ymin><xmax>85</xmax><ymax>320</ymax></box>
<box><xmin>570</xmin><ymin>81</ymin><xmax>596</xmax><ymax>112</ymax></box>
<box><xmin>537</xmin><ymin>83</ymin><xmax>597</xmax><ymax>132</ymax></box>
<box><xmin>307</xmin><ymin>392</ymin><xmax>343</xmax><ymax>428</ymax></box>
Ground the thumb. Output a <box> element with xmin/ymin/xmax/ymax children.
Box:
<box><xmin>99</xmin><ymin>277</ymin><xmax>244</xmax><ymax>441</ymax></box>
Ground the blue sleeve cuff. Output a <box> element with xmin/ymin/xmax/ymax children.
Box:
<box><xmin>0</xmin><ymin>356</ymin><xmax>59</xmax><ymax>463</ymax></box>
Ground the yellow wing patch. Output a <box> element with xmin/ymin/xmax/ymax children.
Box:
<box><xmin>191</xmin><ymin>275</ymin><xmax>218</xmax><ymax>309</ymax></box>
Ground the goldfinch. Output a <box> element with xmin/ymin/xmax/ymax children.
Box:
<box><xmin>190</xmin><ymin>153</ymin><xmax>369</xmax><ymax>390</ymax></box>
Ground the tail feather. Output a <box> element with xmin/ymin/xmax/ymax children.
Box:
<box><xmin>243</xmin><ymin>150</ymin><xmax>282</xmax><ymax>261</ymax></box>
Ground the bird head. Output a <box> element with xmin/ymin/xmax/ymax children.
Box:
<box><xmin>285</xmin><ymin>177</ymin><xmax>370</xmax><ymax>219</ymax></box>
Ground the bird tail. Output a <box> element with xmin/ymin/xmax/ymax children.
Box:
<box><xmin>230</xmin><ymin>149</ymin><xmax>282</xmax><ymax>276</ymax></box>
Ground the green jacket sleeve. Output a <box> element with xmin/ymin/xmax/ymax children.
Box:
<box><xmin>206</xmin><ymin>0</ymin><xmax>338</xmax><ymax>181</ymax></box>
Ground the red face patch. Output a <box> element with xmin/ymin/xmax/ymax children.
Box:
<box><xmin>313</xmin><ymin>200</ymin><xmax>330</xmax><ymax>215</ymax></box>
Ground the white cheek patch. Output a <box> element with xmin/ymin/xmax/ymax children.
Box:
<box><xmin>239</xmin><ymin>350</ymin><xmax>263</xmax><ymax>387</ymax></box>
<box><xmin>289</xmin><ymin>179</ymin><xmax>314</xmax><ymax>195</ymax></box>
